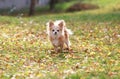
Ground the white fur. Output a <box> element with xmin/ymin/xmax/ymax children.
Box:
<box><xmin>52</xmin><ymin>39</ymin><xmax>59</xmax><ymax>46</ymax></box>
<box><xmin>65</xmin><ymin>28</ymin><xmax>73</xmax><ymax>35</ymax></box>
<box><xmin>46</xmin><ymin>20</ymin><xmax>73</xmax><ymax>35</ymax></box>
<box><xmin>46</xmin><ymin>20</ymin><xmax>73</xmax><ymax>52</ymax></box>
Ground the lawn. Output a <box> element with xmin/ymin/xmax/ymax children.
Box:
<box><xmin>0</xmin><ymin>0</ymin><xmax>120</xmax><ymax>79</ymax></box>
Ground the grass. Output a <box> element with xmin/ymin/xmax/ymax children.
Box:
<box><xmin>0</xmin><ymin>0</ymin><xmax>120</xmax><ymax>79</ymax></box>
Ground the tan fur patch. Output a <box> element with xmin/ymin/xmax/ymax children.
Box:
<box><xmin>64</xmin><ymin>30</ymin><xmax>69</xmax><ymax>40</ymax></box>
<box><xmin>58</xmin><ymin>35</ymin><xmax>64</xmax><ymax>45</ymax></box>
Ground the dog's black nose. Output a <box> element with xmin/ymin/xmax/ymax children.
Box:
<box><xmin>55</xmin><ymin>32</ymin><xmax>57</xmax><ymax>35</ymax></box>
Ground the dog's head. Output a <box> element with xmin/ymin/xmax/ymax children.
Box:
<box><xmin>47</xmin><ymin>20</ymin><xmax>65</xmax><ymax>36</ymax></box>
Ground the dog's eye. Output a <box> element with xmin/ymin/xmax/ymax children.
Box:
<box><xmin>57</xmin><ymin>30</ymin><xmax>59</xmax><ymax>32</ymax></box>
<box><xmin>52</xmin><ymin>30</ymin><xmax>54</xmax><ymax>32</ymax></box>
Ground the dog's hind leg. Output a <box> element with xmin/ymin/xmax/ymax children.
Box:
<box><xmin>65</xmin><ymin>38</ymin><xmax>71</xmax><ymax>50</ymax></box>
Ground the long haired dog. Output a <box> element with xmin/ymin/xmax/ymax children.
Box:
<box><xmin>46</xmin><ymin>20</ymin><xmax>73</xmax><ymax>52</ymax></box>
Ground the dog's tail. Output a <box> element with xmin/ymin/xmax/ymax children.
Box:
<box><xmin>66</xmin><ymin>28</ymin><xmax>73</xmax><ymax>35</ymax></box>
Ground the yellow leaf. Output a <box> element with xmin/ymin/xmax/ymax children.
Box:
<box><xmin>108</xmin><ymin>52</ymin><xmax>111</xmax><ymax>56</ymax></box>
<box><xmin>90</xmin><ymin>52</ymin><xmax>95</xmax><ymax>55</ymax></box>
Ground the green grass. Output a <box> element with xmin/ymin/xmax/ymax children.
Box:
<box><xmin>54</xmin><ymin>1</ymin><xmax>78</xmax><ymax>12</ymax></box>
<box><xmin>0</xmin><ymin>0</ymin><xmax>120</xmax><ymax>79</ymax></box>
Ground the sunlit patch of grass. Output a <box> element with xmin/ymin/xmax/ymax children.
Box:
<box><xmin>55</xmin><ymin>1</ymin><xmax>79</xmax><ymax>12</ymax></box>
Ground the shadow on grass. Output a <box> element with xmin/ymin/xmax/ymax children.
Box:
<box><xmin>0</xmin><ymin>11</ymin><xmax>120</xmax><ymax>25</ymax></box>
<box><xmin>75</xmin><ymin>11</ymin><xmax>120</xmax><ymax>23</ymax></box>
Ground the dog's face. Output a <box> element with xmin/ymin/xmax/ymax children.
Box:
<box><xmin>48</xmin><ymin>20</ymin><xmax>65</xmax><ymax>36</ymax></box>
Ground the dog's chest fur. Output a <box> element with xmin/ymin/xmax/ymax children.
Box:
<box><xmin>50</xmin><ymin>35</ymin><xmax>65</xmax><ymax>46</ymax></box>
<box><xmin>52</xmin><ymin>39</ymin><xmax>59</xmax><ymax>46</ymax></box>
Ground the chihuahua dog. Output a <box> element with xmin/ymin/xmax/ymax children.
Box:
<box><xmin>46</xmin><ymin>20</ymin><xmax>73</xmax><ymax>52</ymax></box>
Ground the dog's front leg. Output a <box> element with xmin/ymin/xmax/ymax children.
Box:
<box><xmin>60</xmin><ymin>44</ymin><xmax>64</xmax><ymax>52</ymax></box>
<box><xmin>53</xmin><ymin>44</ymin><xmax>58</xmax><ymax>53</ymax></box>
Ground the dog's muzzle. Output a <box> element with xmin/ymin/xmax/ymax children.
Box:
<box><xmin>54</xmin><ymin>32</ymin><xmax>57</xmax><ymax>35</ymax></box>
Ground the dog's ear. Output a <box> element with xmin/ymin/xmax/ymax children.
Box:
<box><xmin>59</xmin><ymin>20</ymin><xmax>65</xmax><ymax>29</ymax></box>
<box><xmin>49</xmin><ymin>21</ymin><xmax>54</xmax><ymax>27</ymax></box>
